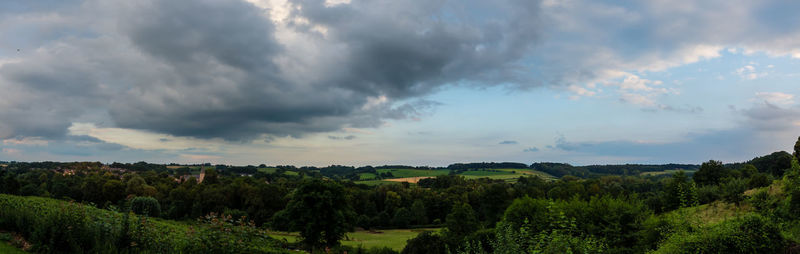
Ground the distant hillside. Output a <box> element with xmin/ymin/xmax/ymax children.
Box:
<box><xmin>530</xmin><ymin>163</ymin><xmax>699</xmax><ymax>178</ymax></box>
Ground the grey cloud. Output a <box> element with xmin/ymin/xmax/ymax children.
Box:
<box><xmin>739</xmin><ymin>102</ymin><xmax>800</xmax><ymax>132</ymax></box>
<box><xmin>4</xmin><ymin>0</ymin><xmax>800</xmax><ymax>143</ymax></box>
<box><xmin>328</xmin><ymin>135</ymin><xmax>356</xmax><ymax>140</ymax></box>
<box><xmin>0</xmin><ymin>0</ymin><xmax>543</xmax><ymax>141</ymax></box>
<box><xmin>532</xmin><ymin>0</ymin><xmax>800</xmax><ymax>102</ymax></box>
<box><xmin>549</xmin><ymin>130</ymin><xmax>778</xmax><ymax>163</ymax></box>
<box><xmin>523</xmin><ymin>147</ymin><xmax>539</xmax><ymax>152</ymax></box>
<box><xmin>499</xmin><ymin>140</ymin><xmax>518</xmax><ymax>145</ymax></box>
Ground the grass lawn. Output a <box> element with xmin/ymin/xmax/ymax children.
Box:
<box><xmin>0</xmin><ymin>232</ymin><xmax>25</xmax><ymax>254</ymax></box>
<box><xmin>268</xmin><ymin>228</ymin><xmax>439</xmax><ymax>251</ymax></box>
<box><xmin>357</xmin><ymin>168</ymin><xmax>555</xmax><ymax>185</ymax></box>
<box><xmin>0</xmin><ymin>242</ymin><xmax>25</xmax><ymax>254</ymax></box>
<box><xmin>354</xmin><ymin>180</ymin><xmax>403</xmax><ymax>186</ymax></box>
<box><xmin>639</xmin><ymin>169</ymin><xmax>697</xmax><ymax>177</ymax></box>
<box><xmin>459</xmin><ymin>170</ymin><xmax>509</xmax><ymax>176</ymax></box>
<box><xmin>359</xmin><ymin>172</ymin><xmax>378</xmax><ymax>180</ymax></box>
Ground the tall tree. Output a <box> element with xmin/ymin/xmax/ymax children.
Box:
<box><xmin>794</xmin><ymin>136</ymin><xmax>800</xmax><ymax>162</ymax></box>
<box><xmin>444</xmin><ymin>203</ymin><xmax>479</xmax><ymax>247</ymax></box>
<box><xmin>276</xmin><ymin>180</ymin><xmax>354</xmax><ymax>250</ymax></box>
<box><xmin>693</xmin><ymin>160</ymin><xmax>727</xmax><ymax>186</ymax></box>
<box><xmin>410</xmin><ymin>200</ymin><xmax>428</xmax><ymax>225</ymax></box>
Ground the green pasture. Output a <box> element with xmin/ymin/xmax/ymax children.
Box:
<box><xmin>358</xmin><ymin>168</ymin><xmax>555</xmax><ymax>185</ymax></box>
<box><xmin>359</xmin><ymin>172</ymin><xmax>378</xmax><ymax>180</ymax></box>
<box><xmin>268</xmin><ymin>228</ymin><xmax>440</xmax><ymax>251</ymax></box>
<box><xmin>639</xmin><ymin>169</ymin><xmax>697</xmax><ymax>177</ymax></box>
<box><xmin>0</xmin><ymin>242</ymin><xmax>25</xmax><ymax>254</ymax></box>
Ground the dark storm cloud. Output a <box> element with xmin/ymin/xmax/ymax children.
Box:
<box><xmin>0</xmin><ymin>0</ymin><xmax>543</xmax><ymax>141</ymax></box>
<box><xmin>290</xmin><ymin>0</ymin><xmax>541</xmax><ymax>97</ymax></box>
<box><xmin>5</xmin><ymin>0</ymin><xmax>800</xmax><ymax>144</ymax></box>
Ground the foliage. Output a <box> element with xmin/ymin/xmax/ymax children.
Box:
<box><xmin>491</xmin><ymin>216</ymin><xmax>606</xmax><ymax>254</ymax></box>
<box><xmin>401</xmin><ymin>231</ymin><xmax>447</xmax><ymax>254</ymax></box>
<box><xmin>693</xmin><ymin>160</ymin><xmax>727</xmax><ymax>186</ymax></box>
<box><xmin>0</xmin><ymin>194</ymin><xmax>288</xmax><ymax>253</ymax></box>
<box><xmin>719</xmin><ymin>178</ymin><xmax>747</xmax><ymax>205</ymax></box>
<box><xmin>184</xmin><ymin>213</ymin><xmax>283</xmax><ymax>254</ymax></box>
<box><xmin>276</xmin><ymin>179</ymin><xmax>355</xmax><ymax>250</ymax></box>
<box><xmin>131</xmin><ymin>196</ymin><xmax>162</xmax><ymax>217</ymax></box>
<box><xmin>748</xmin><ymin>151</ymin><xmax>793</xmax><ymax>176</ymax></box>
<box><xmin>662</xmin><ymin>171</ymin><xmax>698</xmax><ymax>210</ymax></box>
<box><xmin>444</xmin><ymin>203</ymin><xmax>479</xmax><ymax>248</ymax></box>
<box><xmin>653</xmin><ymin>214</ymin><xmax>785</xmax><ymax>253</ymax></box>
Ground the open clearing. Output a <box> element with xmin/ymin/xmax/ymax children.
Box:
<box><xmin>384</xmin><ymin>176</ymin><xmax>433</xmax><ymax>183</ymax></box>
<box><xmin>0</xmin><ymin>242</ymin><xmax>25</xmax><ymax>254</ymax></box>
<box><xmin>356</xmin><ymin>168</ymin><xmax>555</xmax><ymax>185</ymax></box>
<box><xmin>639</xmin><ymin>169</ymin><xmax>697</xmax><ymax>177</ymax></box>
<box><xmin>268</xmin><ymin>228</ymin><xmax>439</xmax><ymax>251</ymax></box>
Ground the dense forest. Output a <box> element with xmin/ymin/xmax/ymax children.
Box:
<box><xmin>2</xmin><ymin>139</ymin><xmax>800</xmax><ymax>253</ymax></box>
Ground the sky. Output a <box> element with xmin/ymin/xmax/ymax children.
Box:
<box><xmin>1</xmin><ymin>0</ymin><xmax>800</xmax><ymax>166</ymax></box>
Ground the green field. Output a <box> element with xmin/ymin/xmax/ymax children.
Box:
<box><xmin>257</xmin><ymin>167</ymin><xmax>304</xmax><ymax>177</ymax></box>
<box><xmin>357</xmin><ymin>168</ymin><xmax>555</xmax><ymax>185</ymax></box>
<box><xmin>377</xmin><ymin>169</ymin><xmax>451</xmax><ymax>178</ymax></box>
<box><xmin>639</xmin><ymin>169</ymin><xmax>697</xmax><ymax>176</ymax></box>
<box><xmin>0</xmin><ymin>232</ymin><xmax>25</xmax><ymax>254</ymax></box>
<box><xmin>268</xmin><ymin>228</ymin><xmax>439</xmax><ymax>251</ymax></box>
<box><xmin>359</xmin><ymin>172</ymin><xmax>378</xmax><ymax>180</ymax></box>
<box><xmin>0</xmin><ymin>242</ymin><xmax>25</xmax><ymax>254</ymax></box>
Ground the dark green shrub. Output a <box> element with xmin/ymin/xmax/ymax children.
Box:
<box><xmin>696</xmin><ymin>184</ymin><xmax>721</xmax><ymax>204</ymax></box>
<box><xmin>790</xmin><ymin>189</ymin><xmax>800</xmax><ymax>215</ymax></box>
<box><xmin>720</xmin><ymin>178</ymin><xmax>747</xmax><ymax>205</ymax></box>
<box><xmin>30</xmin><ymin>201</ymin><xmax>96</xmax><ymax>253</ymax></box>
<box><xmin>130</xmin><ymin>196</ymin><xmax>161</xmax><ymax>217</ymax></box>
<box><xmin>654</xmin><ymin>214</ymin><xmax>785</xmax><ymax>253</ymax></box>
<box><xmin>184</xmin><ymin>212</ymin><xmax>283</xmax><ymax>254</ymax></box>
<box><xmin>402</xmin><ymin>231</ymin><xmax>446</xmax><ymax>254</ymax></box>
<box><xmin>465</xmin><ymin>228</ymin><xmax>495</xmax><ymax>253</ymax></box>
<box><xmin>747</xmin><ymin>173</ymin><xmax>772</xmax><ymax>189</ymax></box>
<box><xmin>392</xmin><ymin>207</ymin><xmax>412</xmax><ymax>228</ymax></box>
<box><xmin>339</xmin><ymin>245</ymin><xmax>400</xmax><ymax>254</ymax></box>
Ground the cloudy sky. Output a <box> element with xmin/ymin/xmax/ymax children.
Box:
<box><xmin>1</xmin><ymin>0</ymin><xmax>800</xmax><ymax>166</ymax></box>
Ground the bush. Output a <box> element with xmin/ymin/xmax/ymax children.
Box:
<box><xmin>720</xmin><ymin>178</ymin><xmax>747</xmax><ymax>205</ymax></box>
<box><xmin>747</xmin><ymin>173</ymin><xmax>772</xmax><ymax>189</ymax></box>
<box><xmin>0</xmin><ymin>194</ymin><xmax>288</xmax><ymax>253</ymax></box>
<box><xmin>183</xmin><ymin>212</ymin><xmax>283</xmax><ymax>254</ymax></box>
<box><xmin>491</xmin><ymin>219</ymin><xmax>605</xmax><ymax>254</ymax></box>
<box><xmin>464</xmin><ymin>229</ymin><xmax>495</xmax><ymax>253</ymax></box>
<box><xmin>696</xmin><ymin>184</ymin><xmax>721</xmax><ymax>204</ymax></box>
<box><xmin>402</xmin><ymin>231</ymin><xmax>446</xmax><ymax>254</ymax></box>
<box><xmin>654</xmin><ymin>214</ymin><xmax>785</xmax><ymax>253</ymax></box>
<box><xmin>130</xmin><ymin>196</ymin><xmax>161</xmax><ymax>217</ymax></box>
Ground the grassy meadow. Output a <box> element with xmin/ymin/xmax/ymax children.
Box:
<box><xmin>356</xmin><ymin>168</ymin><xmax>555</xmax><ymax>185</ymax></box>
<box><xmin>268</xmin><ymin>228</ymin><xmax>440</xmax><ymax>251</ymax></box>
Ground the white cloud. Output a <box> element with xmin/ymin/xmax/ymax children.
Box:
<box><xmin>567</xmin><ymin>84</ymin><xmax>596</xmax><ymax>99</ymax></box>
<box><xmin>67</xmin><ymin>122</ymin><xmax>225</xmax><ymax>152</ymax></box>
<box><xmin>2</xmin><ymin>137</ymin><xmax>48</xmax><ymax>146</ymax></box>
<box><xmin>619</xmin><ymin>92</ymin><xmax>656</xmax><ymax>107</ymax></box>
<box><xmin>755</xmin><ymin>92</ymin><xmax>795</xmax><ymax>106</ymax></box>
<box><xmin>735</xmin><ymin>64</ymin><xmax>767</xmax><ymax>80</ymax></box>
